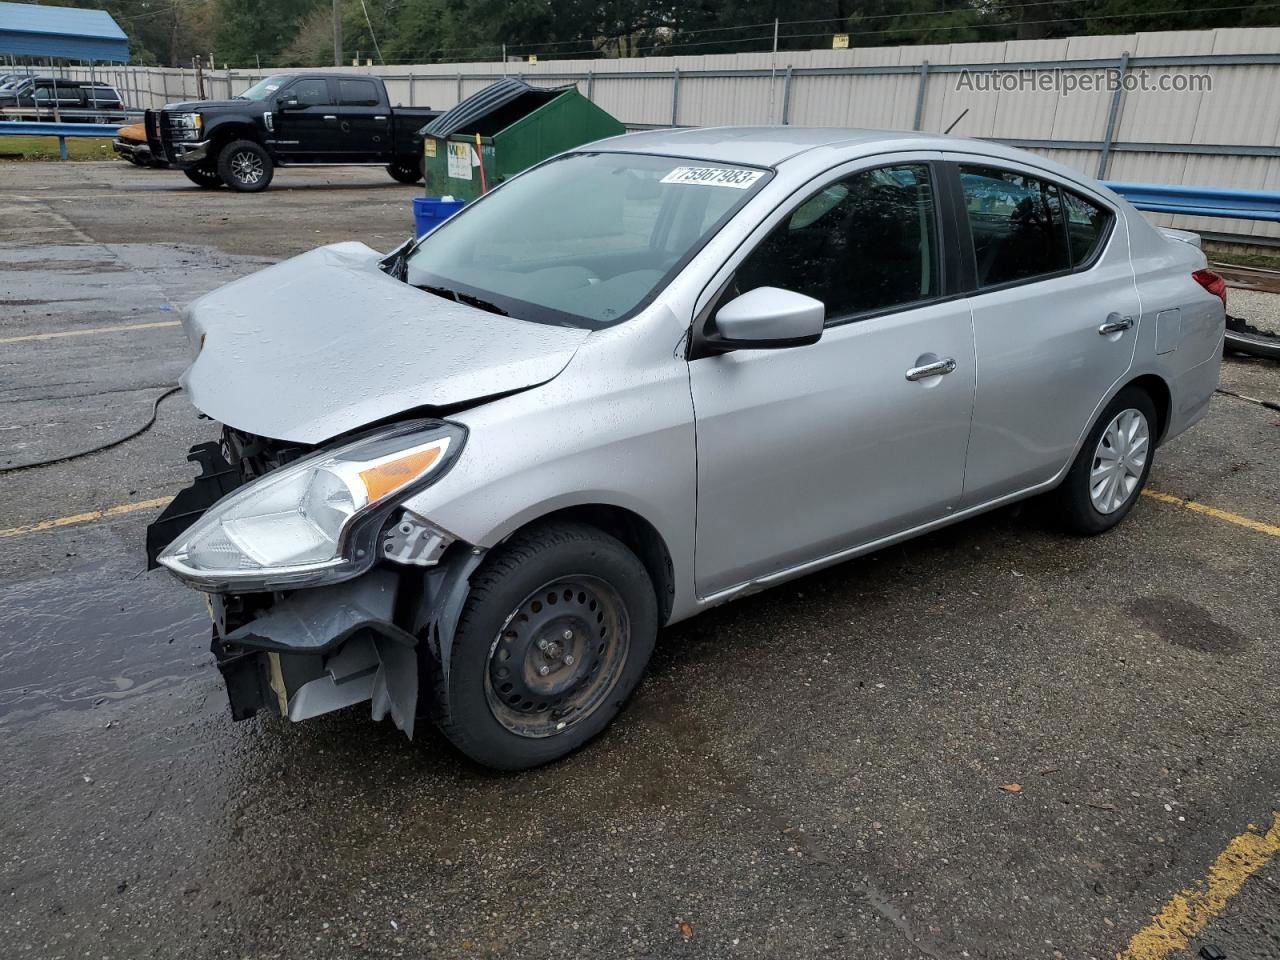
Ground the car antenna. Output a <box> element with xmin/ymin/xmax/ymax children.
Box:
<box><xmin>943</xmin><ymin>108</ymin><xmax>969</xmax><ymax>136</ymax></box>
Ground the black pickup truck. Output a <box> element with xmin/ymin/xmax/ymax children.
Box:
<box><xmin>144</xmin><ymin>74</ymin><xmax>439</xmax><ymax>192</ymax></box>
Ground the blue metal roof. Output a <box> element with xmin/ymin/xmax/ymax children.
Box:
<box><xmin>0</xmin><ymin>2</ymin><xmax>130</xmax><ymax>63</ymax></box>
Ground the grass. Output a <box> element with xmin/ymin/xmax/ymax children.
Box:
<box><xmin>1205</xmin><ymin>245</ymin><xmax>1280</xmax><ymax>272</ymax></box>
<box><xmin>0</xmin><ymin>135</ymin><xmax>118</xmax><ymax>161</ymax></box>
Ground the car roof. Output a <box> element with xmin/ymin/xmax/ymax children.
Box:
<box><xmin>585</xmin><ymin>126</ymin><xmax>944</xmax><ymax>167</ymax></box>
<box><xmin>578</xmin><ymin>125</ymin><xmax>1111</xmax><ymax>195</ymax></box>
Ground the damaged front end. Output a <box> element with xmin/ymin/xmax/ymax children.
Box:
<box><xmin>147</xmin><ymin>421</ymin><xmax>483</xmax><ymax>737</ymax></box>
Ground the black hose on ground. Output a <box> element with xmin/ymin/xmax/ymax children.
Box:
<box><xmin>0</xmin><ymin>385</ymin><xmax>181</xmax><ymax>474</ymax></box>
<box><xmin>1215</xmin><ymin>387</ymin><xmax>1280</xmax><ymax>412</ymax></box>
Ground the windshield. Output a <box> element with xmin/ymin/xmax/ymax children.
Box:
<box><xmin>238</xmin><ymin>75</ymin><xmax>288</xmax><ymax>100</ymax></box>
<box><xmin>405</xmin><ymin>152</ymin><xmax>770</xmax><ymax>328</ymax></box>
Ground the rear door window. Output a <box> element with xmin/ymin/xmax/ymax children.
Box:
<box><xmin>959</xmin><ymin>165</ymin><xmax>1070</xmax><ymax>288</ymax></box>
<box><xmin>338</xmin><ymin>79</ymin><xmax>379</xmax><ymax>107</ymax></box>
<box><xmin>85</xmin><ymin>85</ymin><xmax>121</xmax><ymax>106</ymax></box>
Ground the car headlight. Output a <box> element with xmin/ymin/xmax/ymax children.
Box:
<box><xmin>158</xmin><ymin>419</ymin><xmax>465</xmax><ymax>592</ymax></box>
<box><xmin>171</xmin><ymin>112</ymin><xmax>202</xmax><ymax>140</ymax></box>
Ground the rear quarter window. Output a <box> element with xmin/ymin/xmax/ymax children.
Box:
<box><xmin>1061</xmin><ymin>190</ymin><xmax>1112</xmax><ymax>267</ymax></box>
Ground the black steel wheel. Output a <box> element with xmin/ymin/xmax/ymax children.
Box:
<box><xmin>431</xmin><ymin>522</ymin><xmax>658</xmax><ymax>770</ymax></box>
<box><xmin>216</xmin><ymin>139</ymin><xmax>274</xmax><ymax>193</ymax></box>
<box><xmin>183</xmin><ymin>162</ymin><xmax>223</xmax><ymax>188</ymax></box>
<box><xmin>484</xmin><ymin>575</ymin><xmax>631</xmax><ymax>738</ymax></box>
<box><xmin>387</xmin><ymin>159</ymin><xmax>424</xmax><ymax>184</ymax></box>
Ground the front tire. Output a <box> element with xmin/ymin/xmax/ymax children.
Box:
<box><xmin>431</xmin><ymin>522</ymin><xmax>658</xmax><ymax>770</ymax></box>
<box><xmin>216</xmin><ymin>139</ymin><xmax>273</xmax><ymax>193</ymax></box>
<box><xmin>183</xmin><ymin>162</ymin><xmax>223</xmax><ymax>188</ymax></box>
<box><xmin>1052</xmin><ymin>386</ymin><xmax>1157</xmax><ymax>535</ymax></box>
<box><xmin>387</xmin><ymin>159</ymin><xmax>423</xmax><ymax>184</ymax></box>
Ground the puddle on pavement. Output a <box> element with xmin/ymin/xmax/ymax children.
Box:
<box><xmin>1129</xmin><ymin>596</ymin><xmax>1250</xmax><ymax>655</ymax></box>
<box><xmin>0</xmin><ymin>559</ymin><xmax>210</xmax><ymax>725</ymax></box>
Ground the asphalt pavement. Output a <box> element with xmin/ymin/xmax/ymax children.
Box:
<box><xmin>1</xmin><ymin>161</ymin><xmax>1278</xmax><ymax>960</ymax></box>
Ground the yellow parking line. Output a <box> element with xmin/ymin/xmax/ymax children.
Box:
<box><xmin>0</xmin><ymin>320</ymin><xmax>181</xmax><ymax>345</ymax></box>
<box><xmin>0</xmin><ymin>496</ymin><xmax>172</xmax><ymax>539</ymax></box>
<box><xmin>1142</xmin><ymin>489</ymin><xmax>1280</xmax><ymax>538</ymax></box>
<box><xmin>1116</xmin><ymin>812</ymin><xmax>1280</xmax><ymax>960</ymax></box>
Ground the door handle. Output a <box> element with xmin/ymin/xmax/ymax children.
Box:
<box><xmin>374</xmin><ymin>115</ymin><xmax>387</xmax><ymax>121</ymax></box>
<box><xmin>323</xmin><ymin>114</ymin><xmax>337</xmax><ymax>121</ymax></box>
<box><xmin>905</xmin><ymin>357</ymin><xmax>957</xmax><ymax>381</ymax></box>
<box><xmin>1098</xmin><ymin>314</ymin><xmax>1133</xmax><ymax>335</ymax></box>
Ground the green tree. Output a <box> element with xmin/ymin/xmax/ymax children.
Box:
<box><xmin>212</xmin><ymin>0</ymin><xmax>323</xmax><ymax>67</ymax></box>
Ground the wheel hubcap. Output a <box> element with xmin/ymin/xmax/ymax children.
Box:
<box><xmin>484</xmin><ymin>576</ymin><xmax>630</xmax><ymax>738</ymax></box>
<box><xmin>1090</xmin><ymin>407</ymin><xmax>1149</xmax><ymax>514</ymax></box>
<box><xmin>230</xmin><ymin>151</ymin><xmax>263</xmax><ymax>184</ymax></box>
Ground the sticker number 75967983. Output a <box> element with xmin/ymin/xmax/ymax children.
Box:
<box><xmin>659</xmin><ymin>166</ymin><xmax>765</xmax><ymax>188</ymax></box>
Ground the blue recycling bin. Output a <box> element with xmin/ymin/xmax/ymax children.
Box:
<box><xmin>413</xmin><ymin>196</ymin><xmax>467</xmax><ymax>237</ymax></box>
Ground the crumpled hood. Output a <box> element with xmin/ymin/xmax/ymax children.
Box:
<box><xmin>180</xmin><ymin>242</ymin><xmax>590</xmax><ymax>444</ymax></box>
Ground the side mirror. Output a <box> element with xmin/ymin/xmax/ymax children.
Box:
<box><xmin>278</xmin><ymin>96</ymin><xmax>301</xmax><ymax>110</ymax></box>
<box><xmin>706</xmin><ymin>286</ymin><xmax>824</xmax><ymax>352</ymax></box>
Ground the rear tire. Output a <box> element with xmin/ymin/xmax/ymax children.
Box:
<box><xmin>1051</xmin><ymin>386</ymin><xmax>1157</xmax><ymax>535</ymax></box>
<box><xmin>216</xmin><ymin>139</ymin><xmax>273</xmax><ymax>193</ymax></box>
<box><xmin>183</xmin><ymin>162</ymin><xmax>223</xmax><ymax>188</ymax></box>
<box><xmin>387</xmin><ymin>159</ymin><xmax>424</xmax><ymax>184</ymax></box>
<box><xmin>431</xmin><ymin>522</ymin><xmax>658</xmax><ymax>770</ymax></box>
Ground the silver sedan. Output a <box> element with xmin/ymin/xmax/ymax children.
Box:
<box><xmin>149</xmin><ymin>127</ymin><xmax>1225</xmax><ymax>769</ymax></box>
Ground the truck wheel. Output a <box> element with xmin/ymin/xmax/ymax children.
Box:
<box><xmin>183</xmin><ymin>163</ymin><xmax>223</xmax><ymax>188</ymax></box>
<box><xmin>387</xmin><ymin>160</ymin><xmax>423</xmax><ymax>184</ymax></box>
<box><xmin>217</xmin><ymin>139</ymin><xmax>274</xmax><ymax>193</ymax></box>
<box><xmin>431</xmin><ymin>522</ymin><xmax>658</xmax><ymax>770</ymax></box>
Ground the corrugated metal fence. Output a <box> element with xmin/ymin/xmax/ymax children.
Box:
<box><xmin>54</xmin><ymin>26</ymin><xmax>1280</xmax><ymax>242</ymax></box>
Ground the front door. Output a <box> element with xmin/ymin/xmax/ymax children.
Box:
<box><xmin>690</xmin><ymin>158</ymin><xmax>976</xmax><ymax>599</ymax></box>
<box><xmin>272</xmin><ymin>77</ymin><xmax>339</xmax><ymax>159</ymax></box>
<box><xmin>947</xmin><ymin>158</ymin><xmax>1141</xmax><ymax>505</ymax></box>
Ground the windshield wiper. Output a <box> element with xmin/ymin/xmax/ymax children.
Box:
<box><xmin>418</xmin><ymin>284</ymin><xmax>508</xmax><ymax>317</ymax></box>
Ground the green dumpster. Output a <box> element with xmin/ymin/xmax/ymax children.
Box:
<box><xmin>421</xmin><ymin>78</ymin><xmax>625</xmax><ymax>202</ymax></box>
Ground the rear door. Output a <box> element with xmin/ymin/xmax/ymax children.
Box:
<box><xmin>272</xmin><ymin>77</ymin><xmax>340</xmax><ymax>159</ymax></box>
<box><xmin>333</xmin><ymin>78</ymin><xmax>392</xmax><ymax>159</ymax></box>
<box><xmin>689</xmin><ymin>155</ymin><xmax>977</xmax><ymax>598</ymax></box>
<box><xmin>946</xmin><ymin>156</ymin><xmax>1140</xmax><ymax>506</ymax></box>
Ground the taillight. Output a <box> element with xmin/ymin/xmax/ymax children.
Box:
<box><xmin>1192</xmin><ymin>268</ymin><xmax>1227</xmax><ymax>308</ymax></box>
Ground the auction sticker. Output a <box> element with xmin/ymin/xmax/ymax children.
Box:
<box><xmin>660</xmin><ymin>166</ymin><xmax>764</xmax><ymax>188</ymax></box>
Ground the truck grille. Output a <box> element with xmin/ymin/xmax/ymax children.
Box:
<box><xmin>144</xmin><ymin>109</ymin><xmax>199</xmax><ymax>163</ymax></box>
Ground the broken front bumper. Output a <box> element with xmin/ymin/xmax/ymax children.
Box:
<box><xmin>148</xmin><ymin>438</ymin><xmax>483</xmax><ymax>738</ymax></box>
<box><xmin>209</xmin><ymin>571</ymin><xmax>422</xmax><ymax>735</ymax></box>
<box><xmin>112</xmin><ymin>138</ymin><xmax>152</xmax><ymax>162</ymax></box>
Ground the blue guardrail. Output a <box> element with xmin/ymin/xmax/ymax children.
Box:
<box><xmin>0</xmin><ymin>120</ymin><xmax>125</xmax><ymax>159</ymax></box>
<box><xmin>1103</xmin><ymin>181</ymin><xmax>1280</xmax><ymax>223</ymax></box>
